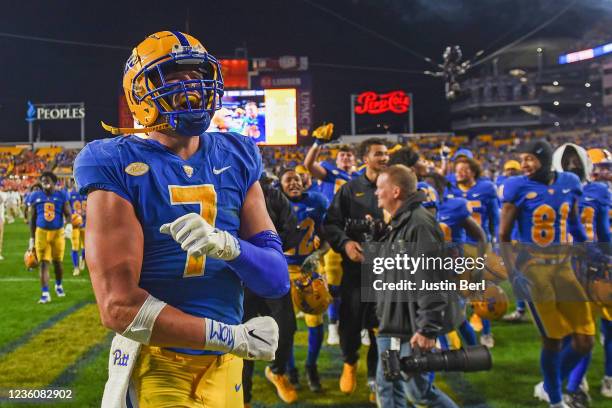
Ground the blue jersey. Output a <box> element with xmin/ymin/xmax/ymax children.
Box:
<box><xmin>448</xmin><ymin>179</ymin><xmax>499</xmax><ymax>243</ymax></box>
<box><xmin>305</xmin><ymin>181</ymin><xmax>320</xmax><ymax>195</ymax></box>
<box><xmin>579</xmin><ymin>182</ymin><xmax>611</xmax><ymax>243</ymax></box>
<box><xmin>501</xmin><ymin>172</ymin><xmax>582</xmax><ymax>246</ymax></box>
<box><xmin>66</xmin><ymin>188</ymin><xmax>87</xmax><ymax>228</ymax></box>
<box><xmin>319</xmin><ymin>161</ymin><xmax>355</xmax><ymax>204</ymax></box>
<box><xmin>438</xmin><ymin>196</ymin><xmax>471</xmax><ymax>243</ymax></box>
<box><xmin>74</xmin><ymin>132</ymin><xmax>262</xmax><ymax>355</ymax></box>
<box><xmin>24</xmin><ymin>192</ymin><xmax>33</xmax><ymax>207</ymax></box>
<box><xmin>30</xmin><ymin>190</ymin><xmax>68</xmax><ymax>230</ymax></box>
<box><xmin>418</xmin><ymin>181</ymin><xmax>439</xmax><ymax>210</ymax></box>
<box><xmin>496</xmin><ymin>175</ymin><xmax>508</xmax><ymax>200</ymax></box>
<box><xmin>497</xmin><ymin>177</ymin><xmax>520</xmax><ymax>242</ymax></box>
<box><xmin>284</xmin><ymin>191</ymin><xmax>328</xmax><ymax>265</ymax></box>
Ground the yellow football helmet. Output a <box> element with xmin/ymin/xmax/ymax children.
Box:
<box><xmin>71</xmin><ymin>213</ymin><xmax>83</xmax><ymax>228</ymax></box>
<box><xmin>587</xmin><ymin>148</ymin><xmax>612</xmax><ymax>165</ymax></box>
<box><xmin>24</xmin><ymin>249</ymin><xmax>39</xmax><ymax>269</ymax></box>
<box><xmin>482</xmin><ymin>253</ymin><xmax>508</xmax><ymax>282</ymax></box>
<box><xmin>311</xmin><ymin>123</ymin><xmax>335</xmax><ymax>143</ymax></box>
<box><xmin>291</xmin><ymin>272</ymin><xmax>332</xmax><ymax>315</ymax></box>
<box><xmin>471</xmin><ymin>284</ymin><xmax>509</xmax><ymax>320</ymax></box>
<box><xmin>102</xmin><ymin>31</ymin><xmax>224</xmax><ymax>135</ymax></box>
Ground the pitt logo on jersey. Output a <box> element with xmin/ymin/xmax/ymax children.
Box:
<box><xmin>125</xmin><ymin>162</ymin><xmax>149</xmax><ymax>176</ymax></box>
<box><xmin>183</xmin><ymin>165</ymin><xmax>194</xmax><ymax>178</ymax></box>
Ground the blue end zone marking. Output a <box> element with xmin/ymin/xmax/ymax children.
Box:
<box><xmin>0</xmin><ymin>300</ymin><xmax>92</xmax><ymax>356</ymax></box>
<box><xmin>48</xmin><ymin>333</ymin><xmax>114</xmax><ymax>388</ymax></box>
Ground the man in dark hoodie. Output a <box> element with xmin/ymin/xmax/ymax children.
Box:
<box><xmin>373</xmin><ymin>164</ymin><xmax>459</xmax><ymax>407</ymax></box>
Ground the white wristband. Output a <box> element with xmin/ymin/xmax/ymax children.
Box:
<box><xmin>121</xmin><ymin>294</ymin><xmax>167</xmax><ymax>345</ymax></box>
<box><xmin>204</xmin><ymin>318</ymin><xmax>237</xmax><ymax>353</ymax></box>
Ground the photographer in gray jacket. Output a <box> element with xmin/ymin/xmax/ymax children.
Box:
<box><xmin>374</xmin><ymin>164</ymin><xmax>459</xmax><ymax>408</ymax></box>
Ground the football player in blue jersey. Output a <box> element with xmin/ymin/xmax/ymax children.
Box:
<box><xmin>280</xmin><ymin>168</ymin><xmax>330</xmax><ymax>394</ymax></box>
<box><xmin>449</xmin><ymin>156</ymin><xmax>499</xmax><ymax>347</ymax></box>
<box><xmin>29</xmin><ymin>172</ymin><xmax>71</xmax><ymax>303</ymax></box>
<box><xmin>449</xmin><ymin>156</ymin><xmax>499</xmax><ymax>242</ymax></box>
<box><xmin>499</xmin><ymin>139</ymin><xmax>594</xmax><ymax>408</ymax></box>
<box><xmin>73</xmin><ymin>31</ymin><xmax>288</xmax><ymax>408</ymax></box>
<box><xmin>425</xmin><ymin>172</ymin><xmax>485</xmax><ymax>349</ymax></box>
<box><xmin>23</xmin><ymin>183</ymin><xmax>41</xmax><ymax>223</ymax></box>
<box><xmin>498</xmin><ymin>160</ymin><xmax>529</xmax><ymax>323</ymax></box>
<box><xmin>496</xmin><ymin>160</ymin><xmax>521</xmax><ymax>192</ymax></box>
<box><xmin>304</xmin><ymin>126</ymin><xmax>357</xmax><ymax>345</ymax></box>
<box><xmin>65</xmin><ymin>178</ymin><xmax>86</xmax><ymax>276</ymax></box>
<box><xmin>443</xmin><ymin>148</ymin><xmax>474</xmax><ymax>185</ymax></box>
<box><xmin>552</xmin><ymin>143</ymin><xmax>612</xmax><ymax>403</ymax></box>
<box><xmin>388</xmin><ymin>146</ymin><xmax>439</xmax><ymax>214</ymax></box>
<box><xmin>295</xmin><ymin>164</ymin><xmax>320</xmax><ymax>195</ymax></box>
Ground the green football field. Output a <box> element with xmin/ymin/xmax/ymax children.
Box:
<box><xmin>0</xmin><ymin>220</ymin><xmax>608</xmax><ymax>407</ymax></box>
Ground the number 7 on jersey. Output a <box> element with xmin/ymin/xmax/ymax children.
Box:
<box><xmin>168</xmin><ymin>185</ymin><xmax>217</xmax><ymax>277</ymax></box>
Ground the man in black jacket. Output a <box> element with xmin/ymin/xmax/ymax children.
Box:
<box><xmin>324</xmin><ymin>138</ymin><xmax>389</xmax><ymax>395</ymax></box>
<box><xmin>242</xmin><ymin>175</ymin><xmax>301</xmax><ymax>405</ymax></box>
<box><xmin>374</xmin><ymin>164</ymin><xmax>458</xmax><ymax>407</ymax></box>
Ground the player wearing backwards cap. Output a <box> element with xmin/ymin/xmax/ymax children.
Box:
<box><xmin>304</xmin><ymin>123</ymin><xmax>357</xmax><ymax>345</ymax></box>
<box><xmin>552</xmin><ymin>143</ymin><xmax>612</xmax><ymax>403</ymax></box>
<box><xmin>29</xmin><ymin>172</ymin><xmax>72</xmax><ymax>303</ymax></box>
<box><xmin>74</xmin><ymin>31</ymin><xmax>287</xmax><ymax>407</ymax></box>
<box><xmin>499</xmin><ymin>139</ymin><xmax>594</xmax><ymax>408</ymax></box>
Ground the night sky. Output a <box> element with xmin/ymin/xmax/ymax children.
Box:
<box><xmin>0</xmin><ymin>0</ymin><xmax>607</xmax><ymax>142</ymax></box>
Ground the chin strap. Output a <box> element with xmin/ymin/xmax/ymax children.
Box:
<box><xmin>100</xmin><ymin>121</ymin><xmax>172</xmax><ymax>135</ymax></box>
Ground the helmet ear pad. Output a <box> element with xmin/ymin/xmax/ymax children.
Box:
<box><xmin>139</xmin><ymin>98</ymin><xmax>160</xmax><ymax>127</ymax></box>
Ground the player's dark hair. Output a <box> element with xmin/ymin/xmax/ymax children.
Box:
<box><xmin>389</xmin><ymin>146</ymin><xmax>419</xmax><ymax>167</ymax></box>
<box><xmin>424</xmin><ymin>172</ymin><xmax>449</xmax><ymax>196</ymax></box>
<box><xmin>338</xmin><ymin>144</ymin><xmax>356</xmax><ymax>155</ymax></box>
<box><xmin>40</xmin><ymin>171</ymin><xmax>58</xmax><ymax>184</ymax></box>
<box><xmin>455</xmin><ymin>156</ymin><xmax>481</xmax><ymax>179</ymax></box>
<box><xmin>30</xmin><ymin>183</ymin><xmax>42</xmax><ymax>191</ymax></box>
<box><xmin>278</xmin><ymin>167</ymin><xmax>298</xmax><ymax>181</ymax></box>
<box><xmin>359</xmin><ymin>138</ymin><xmax>387</xmax><ymax>158</ymax></box>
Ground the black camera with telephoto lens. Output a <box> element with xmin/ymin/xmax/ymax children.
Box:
<box><xmin>381</xmin><ymin>346</ymin><xmax>492</xmax><ymax>381</ymax></box>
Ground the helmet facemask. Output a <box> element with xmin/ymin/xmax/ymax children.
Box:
<box><xmin>133</xmin><ymin>46</ymin><xmax>224</xmax><ymax>135</ymax></box>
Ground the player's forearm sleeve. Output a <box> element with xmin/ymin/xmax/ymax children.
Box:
<box><xmin>488</xmin><ymin>199</ymin><xmax>500</xmax><ymax>241</ymax></box>
<box><xmin>595</xmin><ymin>207</ymin><xmax>611</xmax><ymax>243</ymax></box>
<box><xmin>228</xmin><ymin>230</ymin><xmax>290</xmax><ymax>299</ymax></box>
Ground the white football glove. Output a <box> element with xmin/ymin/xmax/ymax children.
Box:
<box><xmin>64</xmin><ymin>223</ymin><xmax>73</xmax><ymax>239</ymax></box>
<box><xmin>204</xmin><ymin>316</ymin><xmax>279</xmax><ymax>361</ymax></box>
<box><xmin>159</xmin><ymin>213</ymin><xmax>240</xmax><ymax>260</ymax></box>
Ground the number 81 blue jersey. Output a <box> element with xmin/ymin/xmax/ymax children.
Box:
<box><xmin>501</xmin><ymin>172</ymin><xmax>581</xmax><ymax>246</ymax></box>
<box><xmin>74</xmin><ymin>132</ymin><xmax>262</xmax><ymax>355</ymax></box>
